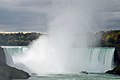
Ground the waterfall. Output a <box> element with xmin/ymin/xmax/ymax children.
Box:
<box><xmin>2</xmin><ymin>46</ymin><xmax>29</xmax><ymax>64</ymax></box>
<box><xmin>2</xmin><ymin>46</ymin><xmax>115</xmax><ymax>74</ymax></box>
<box><xmin>86</xmin><ymin>47</ymin><xmax>115</xmax><ymax>73</ymax></box>
<box><xmin>1</xmin><ymin>46</ymin><xmax>31</xmax><ymax>73</ymax></box>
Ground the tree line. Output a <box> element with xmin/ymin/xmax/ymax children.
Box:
<box><xmin>0</xmin><ymin>30</ymin><xmax>120</xmax><ymax>48</ymax></box>
<box><xmin>0</xmin><ymin>32</ymin><xmax>42</xmax><ymax>46</ymax></box>
<box><xmin>99</xmin><ymin>30</ymin><xmax>120</xmax><ymax>48</ymax></box>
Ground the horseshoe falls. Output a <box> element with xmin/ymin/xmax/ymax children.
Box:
<box><xmin>2</xmin><ymin>46</ymin><xmax>115</xmax><ymax>74</ymax></box>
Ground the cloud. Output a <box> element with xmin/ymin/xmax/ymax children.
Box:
<box><xmin>0</xmin><ymin>0</ymin><xmax>51</xmax><ymax>32</ymax></box>
<box><xmin>0</xmin><ymin>0</ymin><xmax>119</xmax><ymax>32</ymax></box>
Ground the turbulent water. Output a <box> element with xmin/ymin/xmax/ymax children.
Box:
<box><xmin>2</xmin><ymin>46</ymin><xmax>115</xmax><ymax>74</ymax></box>
<box><xmin>13</xmin><ymin>73</ymin><xmax>120</xmax><ymax>80</ymax></box>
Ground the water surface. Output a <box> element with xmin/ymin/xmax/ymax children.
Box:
<box><xmin>13</xmin><ymin>73</ymin><xmax>120</xmax><ymax>80</ymax></box>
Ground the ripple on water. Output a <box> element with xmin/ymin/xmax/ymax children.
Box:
<box><xmin>12</xmin><ymin>73</ymin><xmax>120</xmax><ymax>80</ymax></box>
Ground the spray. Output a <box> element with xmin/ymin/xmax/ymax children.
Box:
<box><xmin>10</xmin><ymin>0</ymin><xmax>113</xmax><ymax>74</ymax></box>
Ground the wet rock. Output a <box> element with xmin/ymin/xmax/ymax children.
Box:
<box><xmin>106</xmin><ymin>65</ymin><xmax>120</xmax><ymax>75</ymax></box>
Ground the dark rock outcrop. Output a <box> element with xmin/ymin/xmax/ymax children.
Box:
<box><xmin>106</xmin><ymin>65</ymin><xmax>120</xmax><ymax>75</ymax></box>
<box><xmin>0</xmin><ymin>46</ymin><xmax>30</xmax><ymax>80</ymax></box>
<box><xmin>0</xmin><ymin>64</ymin><xmax>30</xmax><ymax>80</ymax></box>
<box><xmin>114</xmin><ymin>47</ymin><xmax>120</xmax><ymax>66</ymax></box>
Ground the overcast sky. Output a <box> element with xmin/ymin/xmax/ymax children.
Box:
<box><xmin>0</xmin><ymin>0</ymin><xmax>120</xmax><ymax>32</ymax></box>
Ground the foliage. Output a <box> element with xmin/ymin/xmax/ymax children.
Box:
<box><xmin>1</xmin><ymin>30</ymin><xmax>120</xmax><ymax>47</ymax></box>
<box><xmin>0</xmin><ymin>32</ymin><xmax>42</xmax><ymax>46</ymax></box>
<box><xmin>99</xmin><ymin>30</ymin><xmax>120</xmax><ymax>48</ymax></box>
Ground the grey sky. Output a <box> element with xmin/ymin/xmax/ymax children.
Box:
<box><xmin>0</xmin><ymin>0</ymin><xmax>120</xmax><ymax>32</ymax></box>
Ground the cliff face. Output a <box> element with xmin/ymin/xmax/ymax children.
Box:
<box><xmin>106</xmin><ymin>65</ymin><xmax>120</xmax><ymax>75</ymax></box>
<box><xmin>0</xmin><ymin>47</ymin><xmax>30</xmax><ymax>80</ymax></box>
<box><xmin>0</xmin><ymin>46</ymin><xmax>6</xmax><ymax>65</ymax></box>
<box><xmin>114</xmin><ymin>47</ymin><xmax>120</xmax><ymax>66</ymax></box>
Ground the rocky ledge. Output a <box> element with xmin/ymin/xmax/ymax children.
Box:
<box><xmin>106</xmin><ymin>65</ymin><xmax>120</xmax><ymax>75</ymax></box>
<box><xmin>0</xmin><ymin>47</ymin><xmax>30</xmax><ymax>80</ymax></box>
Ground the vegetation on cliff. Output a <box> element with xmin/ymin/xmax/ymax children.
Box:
<box><xmin>0</xmin><ymin>32</ymin><xmax>42</xmax><ymax>46</ymax></box>
<box><xmin>98</xmin><ymin>30</ymin><xmax>120</xmax><ymax>48</ymax></box>
<box><xmin>0</xmin><ymin>30</ymin><xmax>120</xmax><ymax>47</ymax></box>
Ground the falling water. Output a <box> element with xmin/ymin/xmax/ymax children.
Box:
<box><xmin>86</xmin><ymin>47</ymin><xmax>115</xmax><ymax>73</ymax></box>
<box><xmin>2</xmin><ymin>46</ymin><xmax>115</xmax><ymax>74</ymax></box>
<box><xmin>2</xmin><ymin>46</ymin><xmax>31</xmax><ymax>73</ymax></box>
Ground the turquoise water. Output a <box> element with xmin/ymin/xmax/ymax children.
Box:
<box><xmin>3</xmin><ymin>46</ymin><xmax>119</xmax><ymax>80</ymax></box>
<box><xmin>3</xmin><ymin>46</ymin><xmax>115</xmax><ymax>74</ymax></box>
<box><xmin>13</xmin><ymin>73</ymin><xmax>120</xmax><ymax>80</ymax></box>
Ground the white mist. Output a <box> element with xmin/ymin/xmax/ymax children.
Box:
<box><xmin>9</xmin><ymin>0</ymin><xmax>114</xmax><ymax>74</ymax></box>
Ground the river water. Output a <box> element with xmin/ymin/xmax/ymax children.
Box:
<box><xmin>13</xmin><ymin>73</ymin><xmax>120</xmax><ymax>80</ymax></box>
